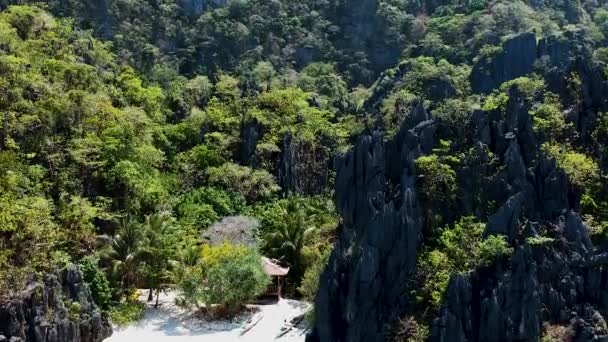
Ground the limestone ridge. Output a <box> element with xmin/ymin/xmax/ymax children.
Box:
<box><xmin>310</xmin><ymin>34</ymin><xmax>608</xmax><ymax>341</ymax></box>
<box><xmin>432</xmin><ymin>87</ymin><xmax>608</xmax><ymax>342</ymax></box>
<box><xmin>0</xmin><ymin>265</ymin><xmax>112</xmax><ymax>342</ymax></box>
<box><xmin>471</xmin><ymin>31</ymin><xmax>608</xmax><ymax>111</ymax></box>
<box><xmin>308</xmin><ymin>102</ymin><xmax>436</xmax><ymax>342</ymax></box>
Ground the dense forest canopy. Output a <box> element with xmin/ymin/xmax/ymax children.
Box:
<box><xmin>0</xmin><ymin>0</ymin><xmax>607</xmax><ymax>341</ymax></box>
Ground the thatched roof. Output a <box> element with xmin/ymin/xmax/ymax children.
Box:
<box><xmin>261</xmin><ymin>257</ymin><xmax>289</xmax><ymax>276</ymax></box>
<box><xmin>200</xmin><ymin>215</ymin><xmax>259</xmax><ymax>247</ymax></box>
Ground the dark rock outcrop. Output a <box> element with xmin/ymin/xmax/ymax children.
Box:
<box><xmin>276</xmin><ymin>133</ymin><xmax>331</xmax><ymax>195</ymax></box>
<box><xmin>311</xmin><ymin>49</ymin><xmax>608</xmax><ymax>340</ymax></box>
<box><xmin>0</xmin><ymin>266</ymin><xmax>112</xmax><ymax>342</ymax></box>
<box><xmin>432</xmin><ymin>214</ymin><xmax>608</xmax><ymax>342</ymax></box>
<box><xmin>308</xmin><ymin>103</ymin><xmax>436</xmax><ymax>342</ymax></box>
<box><xmin>239</xmin><ymin>119</ymin><xmax>263</xmax><ymax>168</ymax></box>
<box><xmin>432</xmin><ymin>76</ymin><xmax>608</xmax><ymax>341</ymax></box>
<box><xmin>471</xmin><ymin>32</ymin><xmax>537</xmax><ymax>94</ymax></box>
<box><xmin>471</xmin><ymin>31</ymin><xmax>608</xmax><ymax>117</ymax></box>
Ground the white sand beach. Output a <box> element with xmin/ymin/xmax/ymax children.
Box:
<box><xmin>105</xmin><ymin>291</ymin><xmax>309</xmax><ymax>342</ymax></box>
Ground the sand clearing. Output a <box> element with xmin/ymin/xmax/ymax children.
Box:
<box><xmin>105</xmin><ymin>291</ymin><xmax>309</xmax><ymax>342</ymax></box>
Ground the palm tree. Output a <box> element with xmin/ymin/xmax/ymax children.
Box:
<box><xmin>101</xmin><ymin>217</ymin><xmax>145</xmax><ymax>292</ymax></box>
<box><xmin>169</xmin><ymin>245</ymin><xmax>204</xmax><ymax>309</ymax></box>
<box><xmin>264</xmin><ymin>198</ymin><xmax>316</xmax><ymax>285</ymax></box>
<box><xmin>140</xmin><ymin>212</ymin><xmax>174</xmax><ymax>307</ymax></box>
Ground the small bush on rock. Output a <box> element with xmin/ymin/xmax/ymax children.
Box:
<box><xmin>416</xmin><ymin>217</ymin><xmax>513</xmax><ymax>310</ymax></box>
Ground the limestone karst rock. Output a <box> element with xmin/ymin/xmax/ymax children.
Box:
<box><xmin>0</xmin><ymin>266</ymin><xmax>112</xmax><ymax>342</ymax></box>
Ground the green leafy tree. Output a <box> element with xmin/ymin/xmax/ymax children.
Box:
<box><xmin>262</xmin><ymin>198</ymin><xmax>317</xmax><ymax>287</ymax></box>
<box><xmin>201</xmin><ymin>243</ymin><xmax>270</xmax><ymax>310</ymax></box>
<box><xmin>416</xmin><ymin>152</ymin><xmax>458</xmax><ymax>232</ymax></box>
<box><xmin>174</xmin><ymin>243</ymin><xmax>269</xmax><ymax>311</ymax></box>
<box><xmin>207</xmin><ymin>162</ymin><xmax>280</xmax><ymax>202</ymax></box>
<box><xmin>416</xmin><ymin>217</ymin><xmax>513</xmax><ymax>310</ymax></box>
<box><xmin>80</xmin><ymin>256</ymin><xmax>112</xmax><ymax>310</ymax></box>
<box><xmin>102</xmin><ymin>217</ymin><xmax>145</xmax><ymax>292</ymax></box>
<box><xmin>140</xmin><ymin>213</ymin><xmax>175</xmax><ymax>307</ymax></box>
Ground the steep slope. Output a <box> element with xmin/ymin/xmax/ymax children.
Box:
<box><xmin>309</xmin><ymin>102</ymin><xmax>435</xmax><ymax>341</ymax></box>
<box><xmin>309</xmin><ymin>31</ymin><xmax>608</xmax><ymax>341</ymax></box>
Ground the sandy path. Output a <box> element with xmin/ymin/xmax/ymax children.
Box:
<box><xmin>104</xmin><ymin>291</ymin><xmax>309</xmax><ymax>342</ymax></box>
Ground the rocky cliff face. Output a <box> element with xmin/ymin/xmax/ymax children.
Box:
<box><xmin>239</xmin><ymin>123</ymin><xmax>330</xmax><ymax>196</ymax></box>
<box><xmin>471</xmin><ymin>31</ymin><xmax>608</xmax><ymax>113</ymax></box>
<box><xmin>431</xmin><ymin>86</ymin><xmax>608</xmax><ymax>341</ymax></box>
<box><xmin>471</xmin><ymin>32</ymin><xmax>538</xmax><ymax>94</ymax></box>
<box><xmin>308</xmin><ymin>102</ymin><xmax>436</xmax><ymax>341</ymax></box>
<box><xmin>310</xmin><ymin>32</ymin><xmax>608</xmax><ymax>342</ymax></box>
<box><xmin>0</xmin><ymin>265</ymin><xmax>112</xmax><ymax>342</ymax></box>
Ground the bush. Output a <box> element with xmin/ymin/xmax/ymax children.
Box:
<box><xmin>415</xmin><ymin>154</ymin><xmax>457</xmax><ymax>205</ymax></box>
<box><xmin>543</xmin><ymin>143</ymin><xmax>600</xmax><ymax>189</ymax></box>
<box><xmin>394</xmin><ymin>316</ymin><xmax>430</xmax><ymax>342</ymax></box>
<box><xmin>80</xmin><ymin>256</ymin><xmax>112</xmax><ymax>310</ymax></box>
<box><xmin>109</xmin><ymin>299</ymin><xmax>145</xmax><ymax>327</ymax></box>
<box><xmin>416</xmin><ymin>217</ymin><xmax>513</xmax><ymax>310</ymax></box>
<box><xmin>526</xmin><ymin>236</ymin><xmax>555</xmax><ymax>246</ymax></box>
<box><xmin>299</xmin><ymin>248</ymin><xmax>330</xmax><ymax>301</ymax></box>
<box><xmin>175</xmin><ymin>243</ymin><xmax>270</xmax><ymax>311</ymax></box>
<box><xmin>207</xmin><ymin>163</ymin><xmax>280</xmax><ymax>202</ymax></box>
<box><xmin>201</xmin><ymin>243</ymin><xmax>270</xmax><ymax>309</ymax></box>
<box><xmin>477</xmin><ymin>235</ymin><xmax>513</xmax><ymax>266</ymax></box>
<box><xmin>417</xmin><ymin>250</ymin><xmax>452</xmax><ymax>309</ymax></box>
<box><xmin>541</xmin><ymin>323</ymin><xmax>573</xmax><ymax>342</ymax></box>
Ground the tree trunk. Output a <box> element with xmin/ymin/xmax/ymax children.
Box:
<box><xmin>148</xmin><ymin>288</ymin><xmax>153</xmax><ymax>302</ymax></box>
<box><xmin>155</xmin><ymin>289</ymin><xmax>160</xmax><ymax>308</ymax></box>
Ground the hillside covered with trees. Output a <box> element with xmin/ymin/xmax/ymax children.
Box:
<box><xmin>0</xmin><ymin>0</ymin><xmax>607</xmax><ymax>341</ymax></box>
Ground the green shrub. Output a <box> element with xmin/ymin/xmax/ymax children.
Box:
<box><xmin>394</xmin><ymin>316</ymin><xmax>430</xmax><ymax>342</ymax></box>
<box><xmin>416</xmin><ymin>217</ymin><xmax>513</xmax><ymax>310</ymax></box>
<box><xmin>109</xmin><ymin>300</ymin><xmax>145</xmax><ymax>327</ymax></box>
<box><xmin>50</xmin><ymin>251</ymin><xmax>72</xmax><ymax>269</ymax></box>
<box><xmin>526</xmin><ymin>236</ymin><xmax>555</xmax><ymax>246</ymax></box>
<box><xmin>80</xmin><ymin>256</ymin><xmax>112</xmax><ymax>310</ymax></box>
<box><xmin>417</xmin><ymin>250</ymin><xmax>452</xmax><ymax>309</ymax></box>
<box><xmin>415</xmin><ymin>155</ymin><xmax>457</xmax><ymax>206</ymax></box>
<box><xmin>530</xmin><ymin>93</ymin><xmax>573</xmax><ymax>139</ymax></box>
<box><xmin>174</xmin><ymin>243</ymin><xmax>270</xmax><ymax>310</ymax></box>
<box><xmin>201</xmin><ymin>243</ymin><xmax>270</xmax><ymax>309</ymax></box>
<box><xmin>207</xmin><ymin>163</ymin><xmax>280</xmax><ymax>202</ymax></box>
<box><xmin>543</xmin><ymin>143</ymin><xmax>600</xmax><ymax>189</ymax></box>
<box><xmin>477</xmin><ymin>235</ymin><xmax>513</xmax><ymax>266</ymax></box>
<box><xmin>299</xmin><ymin>249</ymin><xmax>330</xmax><ymax>302</ymax></box>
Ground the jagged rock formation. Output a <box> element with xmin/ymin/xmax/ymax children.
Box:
<box><xmin>239</xmin><ymin>121</ymin><xmax>331</xmax><ymax>195</ymax></box>
<box><xmin>308</xmin><ymin>102</ymin><xmax>436</xmax><ymax>341</ymax></box>
<box><xmin>310</xmin><ymin>33</ymin><xmax>608</xmax><ymax>341</ymax></box>
<box><xmin>276</xmin><ymin>134</ymin><xmax>330</xmax><ymax>195</ymax></box>
<box><xmin>0</xmin><ymin>266</ymin><xmax>112</xmax><ymax>342</ymax></box>
<box><xmin>239</xmin><ymin>119</ymin><xmax>263</xmax><ymax>168</ymax></box>
<box><xmin>431</xmin><ymin>86</ymin><xmax>608</xmax><ymax>341</ymax></box>
<box><xmin>471</xmin><ymin>32</ymin><xmax>538</xmax><ymax>94</ymax></box>
<box><xmin>471</xmin><ymin>31</ymin><xmax>608</xmax><ymax>113</ymax></box>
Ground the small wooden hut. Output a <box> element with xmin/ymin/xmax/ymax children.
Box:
<box><xmin>261</xmin><ymin>257</ymin><xmax>289</xmax><ymax>298</ymax></box>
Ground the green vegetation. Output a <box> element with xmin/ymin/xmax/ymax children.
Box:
<box><xmin>527</xmin><ymin>236</ymin><xmax>555</xmax><ymax>246</ymax></box>
<box><xmin>172</xmin><ymin>243</ymin><xmax>269</xmax><ymax>311</ymax></box>
<box><xmin>0</xmin><ymin>0</ymin><xmax>607</xmax><ymax>333</ymax></box>
<box><xmin>416</xmin><ymin>217</ymin><xmax>513</xmax><ymax>310</ymax></box>
<box><xmin>543</xmin><ymin>143</ymin><xmax>600</xmax><ymax>189</ymax></box>
<box><xmin>109</xmin><ymin>298</ymin><xmax>146</xmax><ymax>327</ymax></box>
<box><xmin>393</xmin><ymin>316</ymin><xmax>430</xmax><ymax>342</ymax></box>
